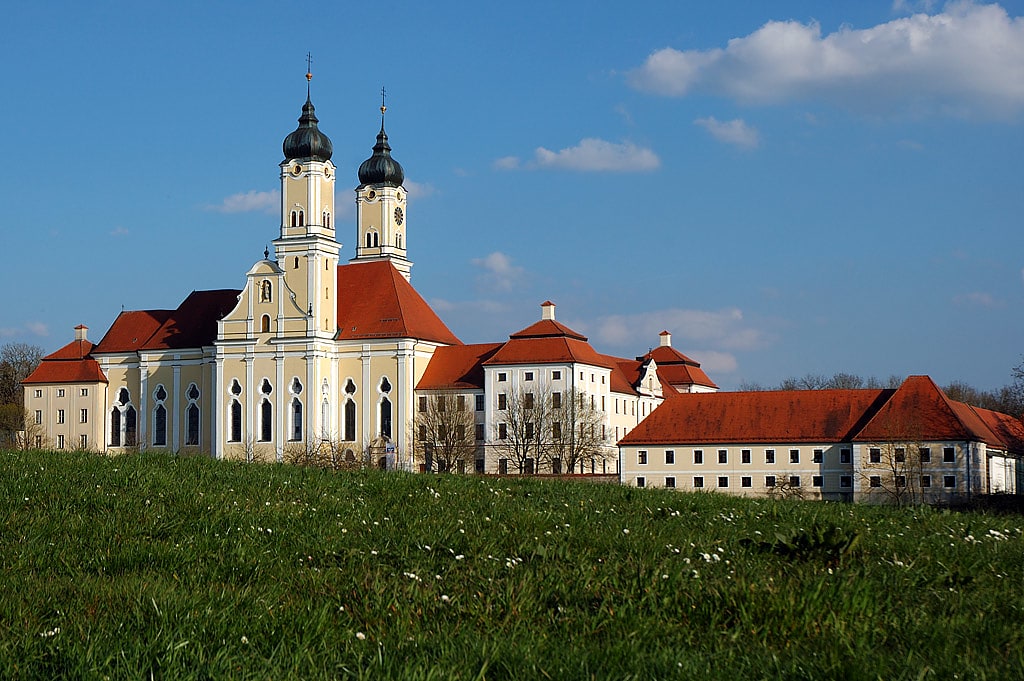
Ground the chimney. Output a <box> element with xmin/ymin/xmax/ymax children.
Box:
<box><xmin>541</xmin><ymin>301</ymin><xmax>556</xmax><ymax>321</ymax></box>
<box><xmin>74</xmin><ymin>325</ymin><xmax>89</xmax><ymax>342</ymax></box>
<box><xmin>659</xmin><ymin>330</ymin><xmax>671</xmax><ymax>347</ymax></box>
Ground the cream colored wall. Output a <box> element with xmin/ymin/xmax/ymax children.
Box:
<box><xmin>853</xmin><ymin>440</ymin><xmax>980</xmax><ymax>504</ymax></box>
<box><xmin>621</xmin><ymin>442</ymin><xmax>856</xmax><ymax>500</ymax></box>
<box><xmin>23</xmin><ymin>382</ymin><xmax>106</xmax><ymax>451</ymax></box>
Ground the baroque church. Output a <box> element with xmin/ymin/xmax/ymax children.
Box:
<box><xmin>23</xmin><ymin>76</ymin><xmax>715</xmax><ymax>472</ymax></box>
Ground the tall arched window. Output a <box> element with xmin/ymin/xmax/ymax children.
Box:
<box><xmin>291</xmin><ymin>398</ymin><xmax>303</xmax><ymax>441</ymax></box>
<box><xmin>290</xmin><ymin>211</ymin><xmax>298</xmax><ymax>228</ymax></box>
<box><xmin>379</xmin><ymin>398</ymin><xmax>392</xmax><ymax>439</ymax></box>
<box><xmin>396</xmin><ymin>232</ymin><xmax>402</xmax><ymax>248</ymax></box>
<box><xmin>260</xmin><ymin>399</ymin><xmax>272</xmax><ymax>442</ymax></box>
<box><xmin>298</xmin><ymin>210</ymin><xmax>304</xmax><ymax>227</ymax></box>
<box><xmin>153</xmin><ymin>405</ymin><xmax>167</xmax><ymax>446</ymax></box>
<box><xmin>110</xmin><ymin>408</ymin><xmax>121</xmax><ymax>446</ymax></box>
<box><xmin>124</xmin><ymin>407</ymin><xmax>137</xmax><ymax>447</ymax></box>
<box><xmin>230</xmin><ymin>400</ymin><xmax>242</xmax><ymax>442</ymax></box>
<box><xmin>365</xmin><ymin>232</ymin><xmax>373</xmax><ymax>248</ymax></box>
<box><xmin>344</xmin><ymin>399</ymin><xmax>356</xmax><ymax>441</ymax></box>
<box><xmin>261</xmin><ymin>315</ymin><xmax>271</xmax><ymax>333</ymax></box>
<box><xmin>186</xmin><ymin>403</ymin><xmax>200</xmax><ymax>446</ymax></box>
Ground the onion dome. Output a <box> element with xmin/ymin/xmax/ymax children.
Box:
<box><xmin>282</xmin><ymin>95</ymin><xmax>333</xmax><ymax>162</ymax></box>
<box><xmin>357</xmin><ymin>123</ymin><xmax>405</xmax><ymax>188</ymax></box>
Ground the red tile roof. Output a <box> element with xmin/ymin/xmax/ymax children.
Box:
<box><xmin>416</xmin><ymin>343</ymin><xmax>504</xmax><ymax>390</ymax></box>
<box><xmin>483</xmin><ymin>336</ymin><xmax>612</xmax><ymax>368</ymax></box>
<box><xmin>855</xmin><ymin>376</ymin><xmax>988</xmax><ymax>443</ymax></box>
<box><xmin>335</xmin><ymin>261</ymin><xmax>461</xmax><ymax>345</ymax></box>
<box><xmin>508</xmin><ymin>318</ymin><xmax>588</xmax><ymax>341</ymax></box>
<box><xmin>640</xmin><ymin>344</ymin><xmax>718</xmax><ymax>390</ymax></box>
<box><xmin>23</xmin><ymin>339</ymin><xmax>106</xmax><ymax>385</ymax></box>
<box><xmin>142</xmin><ymin>289</ymin><xmax>240</xmax><ymax>350</ymax></box>
<box><xmin>94</xmin><ymin>310</ymin><xmax>174</xmax><ymax>354</ymax></box>
<box><xmin>971</xmin><ymin>406</ymin><xmax>1024</xmax><ymax>455</ymax></box>
<box><xmin>619</xmin><ymin>388</ymin><xmax>894</xmax><ymax>445</ymax></box>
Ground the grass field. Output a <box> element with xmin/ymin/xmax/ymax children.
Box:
<box><xmin>0</xmin><ymin>449</ymin><xmax>1021</xmax><ymax>679</ymax></box>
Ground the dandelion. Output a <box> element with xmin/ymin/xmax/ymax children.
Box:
<box><xmin>241</xmin><ymin>635</ymin><xmax>249</xmax><ymax>644</ymax></box>
<box><xmin>356</xmin><ymin>632</ymin><xmax>366</xmax><ymax>641</ymax></box>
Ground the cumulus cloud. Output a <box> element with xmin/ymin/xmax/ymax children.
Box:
<box><xmin>471</xmin><ymin>251</ymin><xmax>525</xmax><ymax>292</ymax></box>
<box><xmin>208</xmin><ymin>189</ymin><xmax>279</xmax><ymax>214</ymax></box>
<box><xmin>493</xmin><ymin>156</ymin><xmax>521</xmax><ymax>170</ymax></box>
<box><xmin>694</xmin><ymin>117</ymin><xmax>760</xmax><ymax>148</ymax></box>
<box><xmin>629</xmin><ymin>2</ymin><xmax>1024</xmax><ymax>118</ymax></box>
<box><xmin>25</xmin><ymin>321</ymin><xmax>49</xmax><ymax>336</ymax></box>
<box><xmin>953</xmin><ymin>291</ymin><xmax>999</xmax><ymax>307</ymax></box>
<box><xmin>404</xmin><ymin>179</ymin><xmax>435</xmax><ymax>199</ymax></box>
<box><xmin>109</xmin><ymin>226</ymin><xmax>129</xmax><ymax>237</ymax></box>
<box><xmin>0</xmin><ymin>322</ymin><xmax>49</xmax><ymax>338</ymax></box>
<box><xmin>533</xmin><ymin>138</ymin><xmax>660</xmax><ymax>172</ymax></box>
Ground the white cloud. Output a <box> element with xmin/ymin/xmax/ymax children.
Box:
<box><xmin>0</xmin><ymin>322</ymin><xmax>49</xmax><ymax>338</ymax></box>
<box><xmin>493</xmin><ymin>156</ymin><xmax>521</xmax><ymax>170</ymax></box>
<box><xmin>25</xmin><ymin>321</ymin><xmax>49</xmax><ymax>337</ymax></box>
<box><xmin>532</xmin><ymin>138</ymin><xmax>660</xmax><ymax>172</ymax></box>
<box><xmin>694</xmin><ymin>117</ymin><xmax>760</xmax><ymax>148</ymax></box>
<box><xmin>629</xmin><ymin>2</ymin><xmax>1024</xmax><ymax>118</ymax></box>
<box><xmin>687</xmin><ymin>350</ymin><xmax>739</xmax><ymax>374</ymax></box>
<box><xmin>590</xmin><ymin>307</ymin><xmax>768</xmax><ymax>355</ymax></box>
<box><xmin>471</xmin><ymin>251</ymin><xmax>525</xmax><ymax>292</ymax></box>
<box><xmin>208</xmin><ymin>189</ymin><xmax>279</xmax><ymax>214</ymax></box>
<box><xmin>110</xmin><ymin>226</ymin><xmax>129</xmax><ymax>237</ymax></box>
<box><xmin>953</xmin><ymin>291</ymin><xmax>999</xmax><ymax>307</ymax></box>
<box><xmin>404</xmin><ymin>180</ymin><xmax>435</xmax><ymax>199</ymax></box>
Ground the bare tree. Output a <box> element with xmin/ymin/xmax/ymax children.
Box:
<box><xmin>860</xmin><ymin>441</ymin><xmax>927</xmax><ymax>506</ymax></box>
<box><xmin>0</xmin><ymin>343</ymin><xmax>44</xmax><ymax>406</ymax></box>
<box><xmin>766</xmin><ymin>473</ymin><xmax>806</xmax><ymax>500</ymax></box>
<box><xmin>414</xmin><ymin>392</ymin><xmax>478</xmax><ymax>473</ymax></box>
<box><xmin>547</xmin><ymin>387</ymin><xmax>610</xmax><ymax>474</ymax></box>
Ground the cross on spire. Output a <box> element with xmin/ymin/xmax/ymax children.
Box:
<box><xmin>380</xmin><ymin>86</ymin><xmax>387</xmax><ymax>116</ymax></box>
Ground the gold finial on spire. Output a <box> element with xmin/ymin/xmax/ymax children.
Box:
<box><xmin>380</xmin><ymin>86</ymin><xmax>387</xmax><ymax>116</ymax></box>
<box><xmin>306</xmin><ymin>52</ymin><xmax>313</xmax><ymax>82</ymax></box>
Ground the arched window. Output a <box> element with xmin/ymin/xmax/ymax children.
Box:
<box><xmin>124</xmin><ymin>406</ymin><xmax>137</xmax><ymax>447</ymax></box>
<box><xmin>293</xmin><ymin>257</ymin><xmax>299</xmax><ymax>269</ymax></box>
<box><xmin>396</xmin><ymin>232</ymin><xmax>402</xmax><ymax>248</ymax></box>
<box><xmin>366</xmin><ymin>232</ymin><xmax>373</xmax><ymax>248</ymax></box>
<box><xmin>117</xmin><ymin>387</ymin><xmax>130</xmax><ymax>406</ymax></box>
<box><xmin>323</xmin><ymin>211</ymin><xmax>331</xmax><ymax>228</ymax></box>
<box><xmin>186</xmin><ymin>403</ymin><xmax>200</xmax><ymax>446</ymax></box>
<box><xmin>298</xmin><ymin>210</ymin><xmax>304</xmax><ymax>227</ymax></box>
<box><xmin>153</xmin><ymin>404</ymin><xmax>167</xmax><ymax>446</ymax></box>
<box><xmin>110</xmin><ymin>408</ymin><xmax>121</xmax><ymax>446</ymax></box>
<box><xmin>261</xmin><ymin>315</ymin><xmax>270</xmax><ymax>333</ymax></box>
<box><xmin>344</xmin><ymin>399</ymin><xmax>356</xmax><ymax>441</ymax></box>
<box><xmin>290</xmin><ymin>211</ymin><xmax>298</xmax><ymax>228</ymax></box>
<box><xmin>229</xmin><ymin>400</ymin><xmax>242</xmax><ymax>442</ymax></box>
<box><xmin>373</xmin><ymin>232</ymin><xmax>379</xmax><ymax>247</ymax></box>
<box><xmin>260</xmin><ymin>399</ymin><xmax>272</xmax><ymax>442</ymax></box>
<box><xmin>291</xmin><ymin>398</ymin><xmax>303</xmax><ymax>441</ymax></box>
<box><xmin>379</xmin><ymin>397</ymin><xmax>392</xmax><ymax>439</ymax></box>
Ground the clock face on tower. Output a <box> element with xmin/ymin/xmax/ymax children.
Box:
<box><xmin>394</xmin><ymin>206</ymin><xmax>404</xmax><ymax>226</ymax></box>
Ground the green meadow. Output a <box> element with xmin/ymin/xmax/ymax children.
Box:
<box><xmin>0</xmin><ymin>449</ymin><xmax>1021</xmax><ymax>680</ymax></box>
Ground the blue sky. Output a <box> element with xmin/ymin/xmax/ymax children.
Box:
<box><xmin>2</xmin><ymin>0</ymin><xmax>1022</xmax><ymax>391</ymax></box>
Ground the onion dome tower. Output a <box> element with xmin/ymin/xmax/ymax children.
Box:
<box><xmin>272</xmin><ymin>65</ymin><xmax>340</xmax><ymax>338</ymax></box>
<box><xmin>353</xmin><ymin>90</ymin><xmax>412</xmax><ymax>280</ymax></box>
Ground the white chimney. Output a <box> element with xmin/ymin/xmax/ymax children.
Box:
<box><xmin>74</xmin><ymin>325</ymin><xmax>89</xmax><ymax>342</ymax></box>
<box><xmin>659</xmin><ymin>330</ymin><xmax>671</xmax><ymax>347</ymax></box>
<box><xmin>541</xmin><ymin>301</ymin><xmax>556</xmax><ymax>321</ymax></box>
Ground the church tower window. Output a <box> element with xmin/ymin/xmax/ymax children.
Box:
<box><xmin>186</xmin><ymin>403</ymin><xmax>200</xmax><ymax>446</ymax></box>
<box><xmin>110</xmin><ymin>408</ymin><xmax>121</xmax><ymax>447</ymax></box>
<box><xmin>229</xmin><ymin>400</ymin><xmax>242</xmax><ymax>442</ymax></box>
<box><xmin>291</xmin><ymin>399</ymin><xmax>303</xmax><ymax>441</ymax></box>
<box><xmin>124</xmin><ymin>407</ymin><xmax>137</xmax><ymax>447</ymax></box>
<box><xmin>290</xmin><ymin>211</ymin><xmax>298</xmax><ymax>228</ymax></box>
<box><xmin>260</xmin><ymin>399</ymin><xmax>273</xmax><ymax>442</ymax></box>
<box><xmin>261</xmin><ymin>315</ymin><xmax>271</xmax><ymax>333</ymax></box>
<box><xmin>378</xmin><ymin>377</ymin><xmax>392</xmax><ymax>439</ymax></box>
<box><xmin>298</xmin><ymin>210</ymin><xmax>304</xmax><ymax>227</ymax></box>
<box><xmin>153</xmin><ymin>384</ymin><xmax>168</xmax><ymax>447</ymax></box>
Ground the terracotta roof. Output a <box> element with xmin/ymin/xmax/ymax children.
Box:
<box><xmin>509</xmin><ymin>319</ymin><xmax>588</xmax><ymax>341</ymax></box>
<box><xmin>640</xmin><ymin>344</ymin><xmax>718</xmax><ymax>390</ymax></box>
<box><xmin>483</xmin><ymin>336</ymin><xmax>612</xmax><ymax>368</ymax></box>
<box><xmin>142</xmin><ymin>289</ymin><xmax>240</xmax><ymax>350</ymax></box>
<box><xmin>854</xmin><ymin>376</ymin><xmax>990</xmax><ymax>443</ymax></box>
<box><xmin>416</xmin><ymin>343</ymin><xmax>503</xmax><ymax>390</ymax></box>
<box><xmin>23</xmin><ymin>339</ymin><xmax>106</xmax><ymax>385</ymax></box>
<box><xmin>619</xmin><ymin>388</ymin><xmax>893</xmax><ymax>446</ymax></box>
<box><xmin>93</xmin><ymin>310</ymin><xmax>173</xmax><ymax>354</ymax></box>
<box><xmin>335</xmin><ymin>261</ymin><xmax>461</xmax><ymax>345</ymax></box>
<box><xmin>970</xmin><ymin>406</ymin><xmax>1024</xmax><ymax>455</ymax></box>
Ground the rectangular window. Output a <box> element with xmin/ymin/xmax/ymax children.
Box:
<box><xmin>80</xmin><ymin>408</ymin><xmax>88</xmax><ymax>423</ymax></box>
<box><xmin>457</xmin><ymin>395</ymin><xmax>466</xmax><ymax>411</ymax></box>
<box><xmin>693</xmin><ymin>476</ymin><xmax>704</xmax><ymax>488</ymax></box>
<box><xmin>870</xmin><ymin>476</ymin><xmax>881</xmax><ymax>488</ymax></box>
<box><xmin>552</xmin><ymin>370</ymin><xmax>561</xmax><ymax>380</ymax></box>
<box><xmin>921</xmin><ymin>475</ymin><xmax>931</xmax><ymax>488</ymax></box>
<box><xmin>943</xmin><ymin>447</ymin><xmax>955</xmax><ymax>463</ymax></box>
<box><xmin>498</xmin><ymin>393</ymin><xmax>507</xmax><ymax>410</ymax></box>
<box><xmin>741</xmin><ymin>449</ymin><xmax>751</xmax><ymax>464</ymax></box>
<box><xmin>524</xmin><ymin>371</ymin><xmax>534</xmax><ymax>381</ymax></box>
<box><xmin>498</xmin><ymin>423</ymin><xmax>507</xmax><ymax>439</ymax></box>
<box><xmin>552</xmin><ymin>422</ymin><xmax>561</xmax><ymax>439</ymax></box>
<box><xmin>943</xmin><ymin>475</ymin><xmax>956</xmax><ymax>488</ymax></box>
<box><xmin>840</xmin><ymin>475</ymin><xmax>852</xmax><ymax>488</ymax></box>
<box><xmin>80</xmin><ymin>388</ymin><xmax>88</xmax><ymax>397</ymax></box>
<box><xmin>456</xmin><ymin>425</ymin><xmax>466</xmax><ymax>441</ymax></box>
<box><xmin>552</xmin><ymin>392</ymin><xmax>562</xmax><ymax>409</ymax></box>
<box><xmin>615</xmin><ymin>398</ymin><xmax>619</xmax><ymax>414</ymax></box>
<box><xmin>765</xmin><ymin>449</ymin><xmax>775</xmax><ymax>464</ymax></box>
<box><xmin>919</xmin><ymin>447</ymin><xmax>931</xmax><ymax>463</ymax></box>
<box><xmin>601</xmin><ymin>396</ymin><xmax>606</xmax><ymax>411</ymax></box>
<box><xmin>57</xmin><ymin>434</ymin><xmax>65</xmax><ymax>449</ymax></box>
<box><xmin>57</xmin><ymin>409</ymin><xmax>65</xmax><ymax>424</ymax></box>
<box><xmin>418</xmin><ymin>424</ymin><xmax>427</xmax><ymax>441</ymax></box>
<box><xmin>497</xmin><ymin>372</ymin><xmax>507</xmax><ymax>382</ymax></box>
<box><xmin>499</xmin><ymin>459</ymin><xmax>508</xmax><ymax>475</ymax></box>
<box><xmin>34</xmin><ymin>389</ymin><xmax>42</xmax><ymax>398</ymax></box>
<box><xmin>790</xmin><ymin>449</ymin><xmax>800</xmax><ymax>464</ymax></box>
<box><xmin>718</xmin><ymin>449</ymin><xmax>728</xmax><ymax>464</ymax></box>
<box><xmin>475</xmin><ymin>423</ymin><xmax>484</xmax><ymax>441</ymax></box>
<box><xmin>869</xmin><ymin>448</ymin><xmax>881</xmax><ymax>463</ymax></box>
<box><xmin>812</xmin><ymin>475</ymin><xmax>823</xmax><ymax>487</ymax></box>
<box><xmin>475</xmin><ymin>394</ymin><xmax>485</xmax><ymax>411</ymax></box>
<box><xmin>813</xmin><ymin>449</ymin><xmax>823</xmax><ymax>463</ymax></box>
<box><xmin>636</xmin><ymin>476</ymin><xmax>646</xmax><ymax>488</ymax></box>
<box><xmin>80</xmin><ymin>434</ymin><xmax>88</xmax><ymax>449</ymax></box>
<box><xmin>693</xmin><ymin>449</ymin><xmax>703</xmax><ymax>464</ymax></box>
<box><xmin>741</xmin><ymin>476</ymin><xmax>752</xmax><ymax>488</ymax></box>
<box><xmin>789</xmin><ymin>475</ymin><xmax>801</xmax><ymax>487</ymax></box>
<box><xmin>35</xmin><ymin>410</ymin><xmax>42</xmax><ymax>425</ymax></box>
<box><xmin>840</xmin><ymin>448</ymin><xmax>851</xmax><ymax>463</ymax></box>
<box><xmin>524</xmin><ymin>392</ymin><xmax>534</xmax><ymax>409</ymax></box>
<box><xmin>525</xmin><ymin>422</ymin><xmax>534</xmax><ymax>439</ymax></box>
<box><xmin>894</xmin><ymin>447</ymin><xmax>906</xmax><ymax>463</ymax></box>
<box><xmin>718</xmin><ymin>476</ymin><xmax>729</xmax><ymax>488</ymax></box>
<box><xmin>765</xmin><ymin>475</ymin><xmax>776</xmax><ymax>488</ymax></box>
<box><xmin>437</xmin><ymin>395</ymin><xmax>446</xmax><ymax>412</ymax></box>
<box><xmin>638</xmin><ymin>450</ymin><xmax>648</xmax><ymax>465</ymax></box>
<box><xmin>57</xmin><ymin>389</ymin><xmax>65</xmax><ymax>397</ymax></box>
<box><xmin>665</xmin><ymin>450</ymin><xmax>675</xmax><ymax>465</ymax></box>
<box><xmin>895</xmin><ymin>475</ymin><xmax>907</xmax><ymax>487</ymax></box>
<box><xmin>665</xmin><ymin>477</ymin><xmax>676</xmax><ymax>489</ymax></box>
